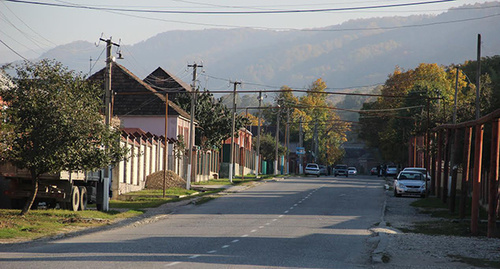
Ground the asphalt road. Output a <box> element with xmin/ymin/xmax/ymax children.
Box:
<box><xmin>0</xmin><ymin>175</ymin><xmax>386</xmax><ymax>269</ymax></box>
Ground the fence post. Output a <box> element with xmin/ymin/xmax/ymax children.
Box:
<box><xmin>471</xmin><ymin>124</ymin><xmax>484</xmax><ymax>236</ymax></box>
<box><xmin>442</xmin><ymin>129</ymin><xmax>451</xmax><ymax>203</ymax></box>
<box><xmin>449</xmin><ymin>129</ymin><xmax>460</xmax><ymax>212</ymax></box>
<box><xmin>460</xmin><ymin>127</ymin><xmax>472</xmax><ymax>219</ymax></box>
<box><xmin>487</xmin><ymin>119</ymin><xmax>499</xmax><ymax>238</ymax></box>
<box><xmin>436</xmin><ymin>130</ymin><xmax>443</xmax><ymax>198</ymax></box>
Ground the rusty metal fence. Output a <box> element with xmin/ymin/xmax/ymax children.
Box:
<box><xmin>411</xmin><ymin>108</ymin><xmax>499</xmax><ymax>237</ymax></box>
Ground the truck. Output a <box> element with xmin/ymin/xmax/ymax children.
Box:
<box><xmin>0</xmin><ymin>162</ymin><xmax>107</xmax><ymax>211</ymax></box>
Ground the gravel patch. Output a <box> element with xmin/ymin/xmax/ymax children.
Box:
<box><xmin>373</xmin><ymin>191</ymin><xmax>500</xmax><ymax>268</ymax></box>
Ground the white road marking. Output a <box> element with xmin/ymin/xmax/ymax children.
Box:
<box><xmin>241</xmin><ymin>234</ymin><xmax>249</xmax><ymax>237</ymax></box>
<box><xmin>166</xmin><ymin>262</ymin><xmax>181</xmax><ymax>267</ymax></box>
<box><xmin>251</xmin><ymin>229</ymin><xmax>257</xmax><ymax>233</ymax></box>
<box><xmin>265</xmin><ymin>223</ymin><xmax>271</xmax><ymax>225</ymax></box>
<box><xmin>232</xmin><ymin>239</ymin><xmax>239</xmax><ymax>243</ymax></box>
<box><xmin>284</xmin><ymin>210</ymin><xmax>289</xmax><ymax>214</ymax></box>
<box><xmin>289</xmin><ymin>207</ymin><xmax>294</xmax><ymax>210</ymax></box>
<box><xmin>259</xmin><ymin>226</ymin><xmax>264</xmax><ymax>229</ymax></box>
<box><xmin>294</xmin><ymin>204</ymin><xmax>298</xmax><ymax>206</ymax></box>
<box><xmin>189</xmin><ymin>255</ymin><xmax>200</xmax><ymax>259</ymax></box>
<box><xmin>279</xmin><ymin>215</ymin><xmax>284</xmax><ymax>218</ymax></box>
<box><xmin>272</xmin><ymin>219</ymin><xmax>278</xmax><ymax>222</ymax></box>
<box><xmin>222</xmin><ymin>245</ymin><xmax>230</xmax><ymax>248</ymax></box>
<box><xmin>207</xmin><ymin>250</ymin><xmax>217</xmax><ymax>254</ymax></box>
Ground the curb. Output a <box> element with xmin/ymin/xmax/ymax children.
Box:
<box><xmin>371</xmin><ymin>190</ymin><xmax>389</xmax><ymax>263</ymax></box>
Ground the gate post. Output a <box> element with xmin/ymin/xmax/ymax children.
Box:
<box><xmin>487</xmin><ymin>119</ymin><xmax>499</xmax><ymax>238</ymax></box>
<box><xmin>471</xmin><ymin>124</ymin><xmax>484</xmax><ymax>236</ymax></box>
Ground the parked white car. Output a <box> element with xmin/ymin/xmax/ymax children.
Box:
<box><xmin>305</xmin><ymin>163</ymin><xmax>320</xmax><ymax>177</ymax></box>
<box><xmin>386</xmin><ymin>165</ymin><xmax>398</xmax><ymax>177</ymax></box>
<box><xmin>393</xmin><ymin>171</ymin><xmax>426</xmax><ymax>197</ymax></box>
<box><xmin>348</xmin><ymin>167</ymin><xmax>357</xmax><ymax>176</ymax></box>
<box><xmin>402</xmin><ymin>167</ymin><xmax>431</xmax><ymax>182</ymax></box>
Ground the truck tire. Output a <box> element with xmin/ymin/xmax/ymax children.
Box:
<box><xmin>78</xmin><ymin>186</ymin><xmax>87</xmax><ymax>211</ymax></box>
<box><xmin>69</xmin><ymin>186</ymin><xmax>80</xmax><ymax>212</ymax></box>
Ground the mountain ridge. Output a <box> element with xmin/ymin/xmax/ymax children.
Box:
<box><xmin>33</xmin><ymin>2</ymin><xmax>500</xmax><ymax>91</ymax></box>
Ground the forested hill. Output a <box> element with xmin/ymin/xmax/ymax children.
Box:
<box><xmin>38</xmin><ymin>2</ymin><xmax>500</xmax><ymax>91</ymax></box>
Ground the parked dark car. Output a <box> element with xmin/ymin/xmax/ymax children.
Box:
<box><xmin>334</xmin><ymin>165</ymin><xmax>348</xmax><ymax>177</ymax></box>
<box><xmin>319</xmin><ymin>165</ymin><xmax>328</xmax><ymax>176</ymax></box>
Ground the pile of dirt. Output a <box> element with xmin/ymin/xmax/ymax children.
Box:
<box><xmin>145</xmin><ymin>170</ymin><xmax>186</xmax><ymax>190</ymax></box>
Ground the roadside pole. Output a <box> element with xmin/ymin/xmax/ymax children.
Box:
<box><xmin>99</xmin><ymin>36</ymin><xmax>121</xmax><ymax>212</ymax></box>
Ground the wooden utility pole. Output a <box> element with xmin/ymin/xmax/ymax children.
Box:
<box><xmin>99</xmin><ymin>36</ymin><xmax>121</xmax><ymax>212</ymax></box>
<box><xmin>476</xmin><ymin>34</ymin><xmax>481</xmax><ymax>120</ymax></box>
<box><xmin>187</xmin><ymin>63</ymin><xmax>202</xmax><ymax>189</ymax></box>
<box><xmin>274</xmin><ymin>105</ymin><xmax>280</xmax><ymax>175</ymax></box>
<box><xmin>299</xmin><ymin>118</ymin><xmax>303</xmax><ymax>174</ymax></box>
<box><xmin>255</xmin><ymin>91</ymin><xmax>263</xmax><ymax>177</ymax></box>
<box><xmin>286</xmin><ymin>108</ymin><xmax>290</xmax><ymax>174</ymax></box>
<box><xmin>229</xmin><ymin>81</ymin><xmax>241</xmax><ymax>183</ymax></box>
<box><xmin>163</xmin><ymin>93</ymin><xmax>168</xmax><ymax>198</ymax></box>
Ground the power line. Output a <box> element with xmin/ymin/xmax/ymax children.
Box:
<box><xmin>0</xmin><ymin>38</ymin><xmax>29</xmax><ymax>61</ymax></box>
<box><xmin>4</xmin><ymin>0</ymin><xmax>456</xmax><ymax>15</ymax></box>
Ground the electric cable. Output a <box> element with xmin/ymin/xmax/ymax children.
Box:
<box><xmin>4</xmin><ymin>0</ymin><xmax>456</xmax><ymax>15</ymax></box>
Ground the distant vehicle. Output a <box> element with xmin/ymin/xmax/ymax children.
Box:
<box><xmin>348</xmin><ymin>167</ymin><xmax>357</xmax><ymax>176</ymax></box>
<box><xmin>318</xmin><ymin>165</ymin><xmax>328</xmax><ymax>176</ymax></box>
<box><xmin>386</xmin><ymin>165</ymin><xmax>398</xmax><ymax>177</ymax></box>
<box><xmin>334</xmin><ymin>164</ymin><xmax>348</xmax><ymax>177</ymax></box>
<box><xmin>370</xmin><ymin>167</ymin><xmax>378</xmax><ymax>175</ymax></box>
<box><xmin>402</xmin><ymin>167</ymin><xmax>431</xmax><ymax>182</ymax></box>
<box><xmin>393</xmin><ymin>171</ymin><xmax>426</xmax><ymax>197</ymax></box>
<box><xmin>305</xmin><ymin>163</ymin><xmax>320</xmax><ymax>177</ymax></box>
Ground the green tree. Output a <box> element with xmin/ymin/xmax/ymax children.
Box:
<box><xmin>175</xmin><ymin>90</ymin><xmax>249</xmax><ymax>151</ymax></box>
<box><xmin>1</xmin><ymin>60</ymin><xmax>127</xmax><ymax>215</ymax></box>
<box><xmin>253</xmin><ymin>132</ymin><xmax>286</xmax><ymax>161</ymax></box>
<box><xmin>359</xmin><ymin>63</ymin><xmax>470</xmax><ymax>164</ymax></box>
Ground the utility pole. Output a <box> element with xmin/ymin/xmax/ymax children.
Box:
<box><xmin>255</xmin><ymin>91</ymin><xmax>263</xmax><ymax>178</ymax></box>
<box><xmin>99</xmin><ymin>36</ymin><xmax>121</xmax><ymax>212</ymax></box>
<box><xmin>274</xmin><ymin>105</ymin><xmax>280</xmax><ymax>175</ymax></box>
<box><xmin>286</xmin><ymin>108</ymin><xmax>290</xmax><ymax>175</ymax></box>
<box><xmin>163</xmin><ymin>93</ymin><xmax>168</xmax><ymax>198</ymax></box>
<box><xmin>475</xmin><ymin>34</ymin><xmax>481</xmax><ymax>120</ymax></box>
<box><xmin>187</xmin><ymin>63</ymin><xmax>202</xmax><ymax>190</ymax></box>
<box><xmin>299</xmin><ymin>117</ymin><xmax>303</xmax><ymax>174</ymax></box>
<box><xmin>313</xmin><ymin>121</ymin><xmax>318</xmax><ymax>163</ymax></box>
<box><xmin>229</xmin><ymin>81</ymin><xmax>241</xmax><ymax>183</ymax></box>
<box><xmin>453</xmin><ymin>66</ymin><xmax>460</xmax><ymax>124</ymax></box>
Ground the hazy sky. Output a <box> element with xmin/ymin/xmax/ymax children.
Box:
<box><xmin>0</xmin><ymin>0</ymin><xmax>494</xmax><ymax>62</ymax></box>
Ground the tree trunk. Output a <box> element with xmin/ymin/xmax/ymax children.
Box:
<box><xmin>19</xmin><ymin>175</ymin><xmax>39</xmax><ymax>216</ymax></box>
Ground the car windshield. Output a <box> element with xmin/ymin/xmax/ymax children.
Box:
<box><xmin>405</xmin><ymin>168</ymin><xmax>426</xmax><ymax>172</ymax></box>
<box><xmin>335</xmin><ymin>165</ymin><xmax>347</xmax><ymax>169</ymax></box>
<box><xmin>398</xmin><ymin>173</ymin><xmax>424</xmax><ymax>180</ymax></box>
